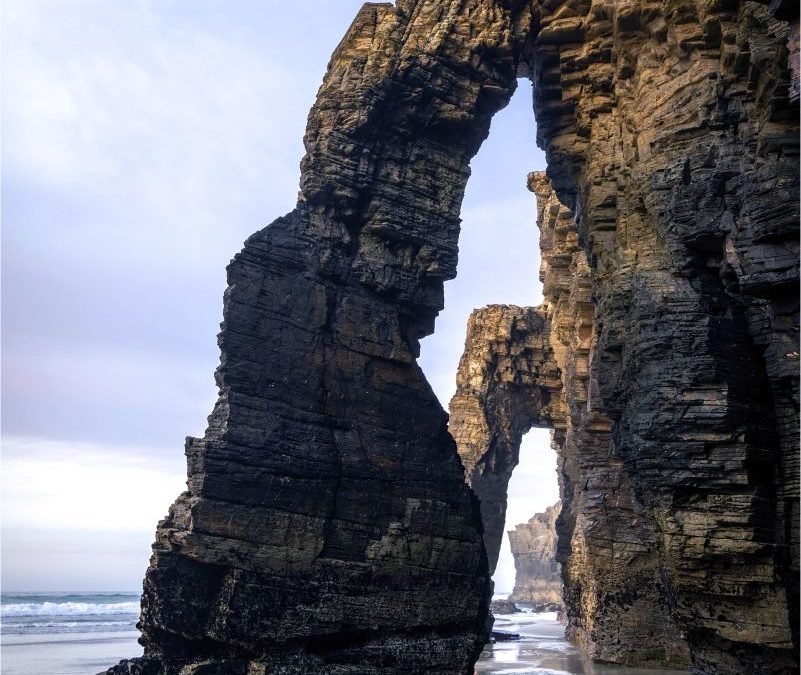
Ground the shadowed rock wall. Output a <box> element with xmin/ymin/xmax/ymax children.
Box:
<box><xmin>526</xmin><ymin>2</ymin><xmax>799</xmax><ymax>672</ymax></box>
<box><xmin>106</xmin><ymin>1</ymin><xmax>798</xmax><ymax>674</ymax></box>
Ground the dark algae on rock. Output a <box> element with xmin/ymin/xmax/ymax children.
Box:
<box><xmin>106</xmin><ymin>1</ymin><xmax>799</xmax><ymax>674</ymax></box>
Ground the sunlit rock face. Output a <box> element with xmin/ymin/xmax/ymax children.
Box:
<box><xmin>105</xmin><ymin>1</ymin><xmax>798</xmax><ymax>674</ymax></box>
<box><xmin>449</xmin><ymin>303</ymin><xmax>563</xmax><ymax>576</ymax></box>
<box><xmin>450</xmin><ymin>174</ymin><xmax>690</xmax><ymax>668</ymax></box>
<box><xmin>508</xmin><ymin>502</ymin><xmax>562</xmax><ymax>610</ymax></box>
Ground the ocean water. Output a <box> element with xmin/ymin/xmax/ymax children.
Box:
<box><xmin>478</xmin><ymin>610</ymin><xmax>689</xmax><ymax>674</ymax></box>
<box><xmin>1</xmin><ymin>592</ymin><xmax>140</xmax><ymax>635</ymax></box>
<box><xmin>0</xmin><ymin>593</ymin><xmax>688</xmax><ymax>674</ymax></box>
<box><xmin>1</xmin><ymin>592</ymin><xmax>142</xmax><ymax>675</ymax></box>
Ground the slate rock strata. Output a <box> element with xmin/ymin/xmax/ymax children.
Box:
<box><xmin>106</xmin><ymin>1</ymin><xmax>799</xmax><ymax>674</ymax></box>
<box><xmin>507</xmin><ymin>502</ymin><xmax>562</xmax><ymax>609</ymax></box>
<box><xmin>527</xmin><ymin>2</ymin><xmax>799</xmax><ymax>672</ymax></box>
<box><xmin>104</xmin><ymin>2</ymin><xmax>526</xmax><ymax>673</ymax></box>
<box><xmin>450</xmin><ymin>174</ymin><xmax>690</xmax><ymax>668</ymax></box>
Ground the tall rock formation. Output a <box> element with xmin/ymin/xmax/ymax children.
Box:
<box><xmin>527</xmin><ymin>2</ymin><xmax>799</xmax><ymax>672</ymax></box>
<box><xmin>105</xmin><ymin>3</ymin><xmax>526</xmax><ymax>674</ymax></box>
<box><xmin>508</xmin><ymin>502</ymin><xmax>563</xmax><ymax>609</ymax></box>
<box><xmin>450</xmin><ymin>174</ymin><xmax>691</xmax><ymax>668</ymax></box>
<box><xmin>107</xmin><ymin>1</ymin><xmax>798</xmax><ymax>674</ymax></box>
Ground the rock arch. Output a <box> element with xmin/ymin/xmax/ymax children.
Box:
<box><xmin>450</xmin><ymin>172</ymin><xmax>690</xmax><ymax>666</ymax></box>
<box><xmin>106</xmin><ymin>2</ymin><xmax>799</xmax><ymax>674</ymax></box>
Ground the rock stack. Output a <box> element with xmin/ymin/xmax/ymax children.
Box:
<box><xmin>508</xmin><ymin>503</ymin><xmax>562</xmax><ymax>611</ymax></box>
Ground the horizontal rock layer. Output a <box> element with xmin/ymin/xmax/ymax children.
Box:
<box><xmin>107</xmin><ymin>1</ymin><xmax>798</xmax><ymax>674</ymax></box>
<box><xmin>508</xmin><ymin>502</ymin><xmax>563</xmax><ymax>609</ymax></box>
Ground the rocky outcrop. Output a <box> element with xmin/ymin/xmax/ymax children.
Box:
<box><xmin>107</xmin><ymin>1</ymin><xmax>798</xmax><ymax>674</ymax></box>
<box><xmin>449</xmin><ymin>304</ymin><xmax>563</xmax><ymax>575</ymax></box>
<box><xmin>489</xmin><ymin>598</ymin><xmax>519</xmax><ymax>615</ymax></box>
<box><xmin>104</xmin><ymin>3</ymin><xmax>527</xmax><ymax>674</ymax></box>
<box><xmin>528</xmin><ymin>2</ymin><xmax>799</xmax><ymax>672</ymax></box>
<box><xmin>451</xmin><ymin>175</ymin><xmax>691</xmax><ymax>668</ymax></box>
<box><xmin>508</xmin><ymin>502</ymin><xmax>562</xmax><ymax>609</ymax></box>
<box><xmin>531</xmin><ymin>172</ymin><xmax>691</xmax><ymax>668</ymax></box>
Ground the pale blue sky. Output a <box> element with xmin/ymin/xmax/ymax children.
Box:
<box><xmin>1</xmin><ymin>1</ymin><xmax>557</xmax><ymax>594</ymax></box>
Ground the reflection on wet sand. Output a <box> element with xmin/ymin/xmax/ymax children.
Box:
<box><xmin>475</xmin><ymin>613</ymin><xmax>689</xmax><ymax>675</ymax></box>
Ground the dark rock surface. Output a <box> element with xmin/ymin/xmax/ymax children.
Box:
<box><xmin>104</xmin><ymin>2</ymin><xmax>526</xmax><ymax>673</ymax></box>
<box><xmin>508</xmin><ymin>503</ymin><xmax>562</xmax><ymax>609</ymax></box>
<box><xmin>528</xmin><ymin>2</ymin><xmax>799</xmax><ymax>672</ymax></box>
<box><xmin>106</xmin><ymin>1</ymin><xmax>798</xmax><ymax>674</ymax></box>
<box><xmin>489</xmin><ymin>599</ymin><xmax>519</xmax><ymax>615</ymax></box>
<box><xmin>489</xmin><ymin>629</ymin><xmax>521</xmax><ymax>642</ymax></box>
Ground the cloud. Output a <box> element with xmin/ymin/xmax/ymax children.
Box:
<box><xmin>1</xmin><ymin>2</ymin><xmax>556</xmax><ymax>592</ymax></box>
<box><xmin>2</xmin><ymin>0</ymin><xmax>307</xmax><ymax>269</ymax></box>
<box><xmin>1</xmin><ymin>436</ymin><xmax>186</xmax><ymax>533</ymax></box>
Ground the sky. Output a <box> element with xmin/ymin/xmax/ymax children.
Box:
<box><xmin>1</xmin><ymin>0</ymin><xmax>557</xmax><ymax>594</ymax></box>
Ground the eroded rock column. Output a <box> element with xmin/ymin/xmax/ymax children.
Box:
<box><xmin>508</xmin><ymin>502</ymin><xmax>562</xmax><ymax>610</ymax></box>
<box><xmin>106</xmin><ymin>3</ymin><xmax>529</xmax><ymax>673</ymax></box>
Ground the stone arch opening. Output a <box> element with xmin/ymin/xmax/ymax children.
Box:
<box><xmin>105</xmin><ymin>2</ymin><xmax>799</xmax><ymax>674</ymax></box>
<box><xmin>411</xmin><ymin>79</ymin><xmax>565</xmax><ymax>607</ymax></box>
<box><xmin>495</xmin><ymin>428</ymin><xmax>558</xmax><ymax>599</ymax></box>
<box><xmin>417</xmin><ymin>80</ymin><xmax>545</xmax><ymax>406</ymax></box>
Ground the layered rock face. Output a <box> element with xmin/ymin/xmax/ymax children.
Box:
<box><xmin>527</xmin><ymin>3</ymin><xmax>799</xmax><ymax>672</ymax></box>
<box><xmin>451</xmin><ymin>174</ymin><xmax>690</xmax><ymax>667</ymax></box>
<box><xmin>107</xmin><ymin>1</ymin><xmax>798</xmax><ymax>674</ymax></box>
<box><xmin>451</xmin><ymin>1</ymin><xmax>798</xmax><ymax>669</ymax></box>
<box><xmin>449</xmin><ymin>304</ymin><xmax>563</xmax><ymax>575</ymax></box>
<box><xmin>106</xmin><ymin>3</ymin><xmax>527</xmax><ymax>674</ymax></box>
<box><xmin>508</xmin><ymin>502</ymin><xmax>562</xmax><ymax>609</ymax></box>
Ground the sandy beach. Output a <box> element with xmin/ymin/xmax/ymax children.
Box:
<box><xmin>476</xmin><ymin>612</ymin><xmax>689</xmax><ymax>675</ymax></box>
<box><xmin>1</xmin><ymin>630</ymin><xmax>141</xmax><ymax>675</ymax></box>
<box><xmin>0</xmin><ymin>611</ymin><xmax>691</xmax><ymax>675</ymax></box>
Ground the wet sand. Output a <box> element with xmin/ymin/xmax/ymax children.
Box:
<box><xmin>0</xmin><ymin>631</ymin><xmax>141</xmax><ymax>675</ymax></box>
<box><xmin>1</xmin><ymin>614</ymin><xmax>689</xmax><ymax>674</ymax></box>
<box><xmin>477</xmin><ymin>613</ymin><xmax>689</xmax><ymax>675</ymax></box>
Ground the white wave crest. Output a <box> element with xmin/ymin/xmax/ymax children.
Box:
<box><xmin>1</xmin><ymin>601</ymin><xmax>139</xmax><ymax>617</ymax></box>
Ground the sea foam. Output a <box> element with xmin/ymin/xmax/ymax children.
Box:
<box><xmin>1</xmin><ymin>601</ymin><xmax>139</xmax><ymax>617</ymax></box>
